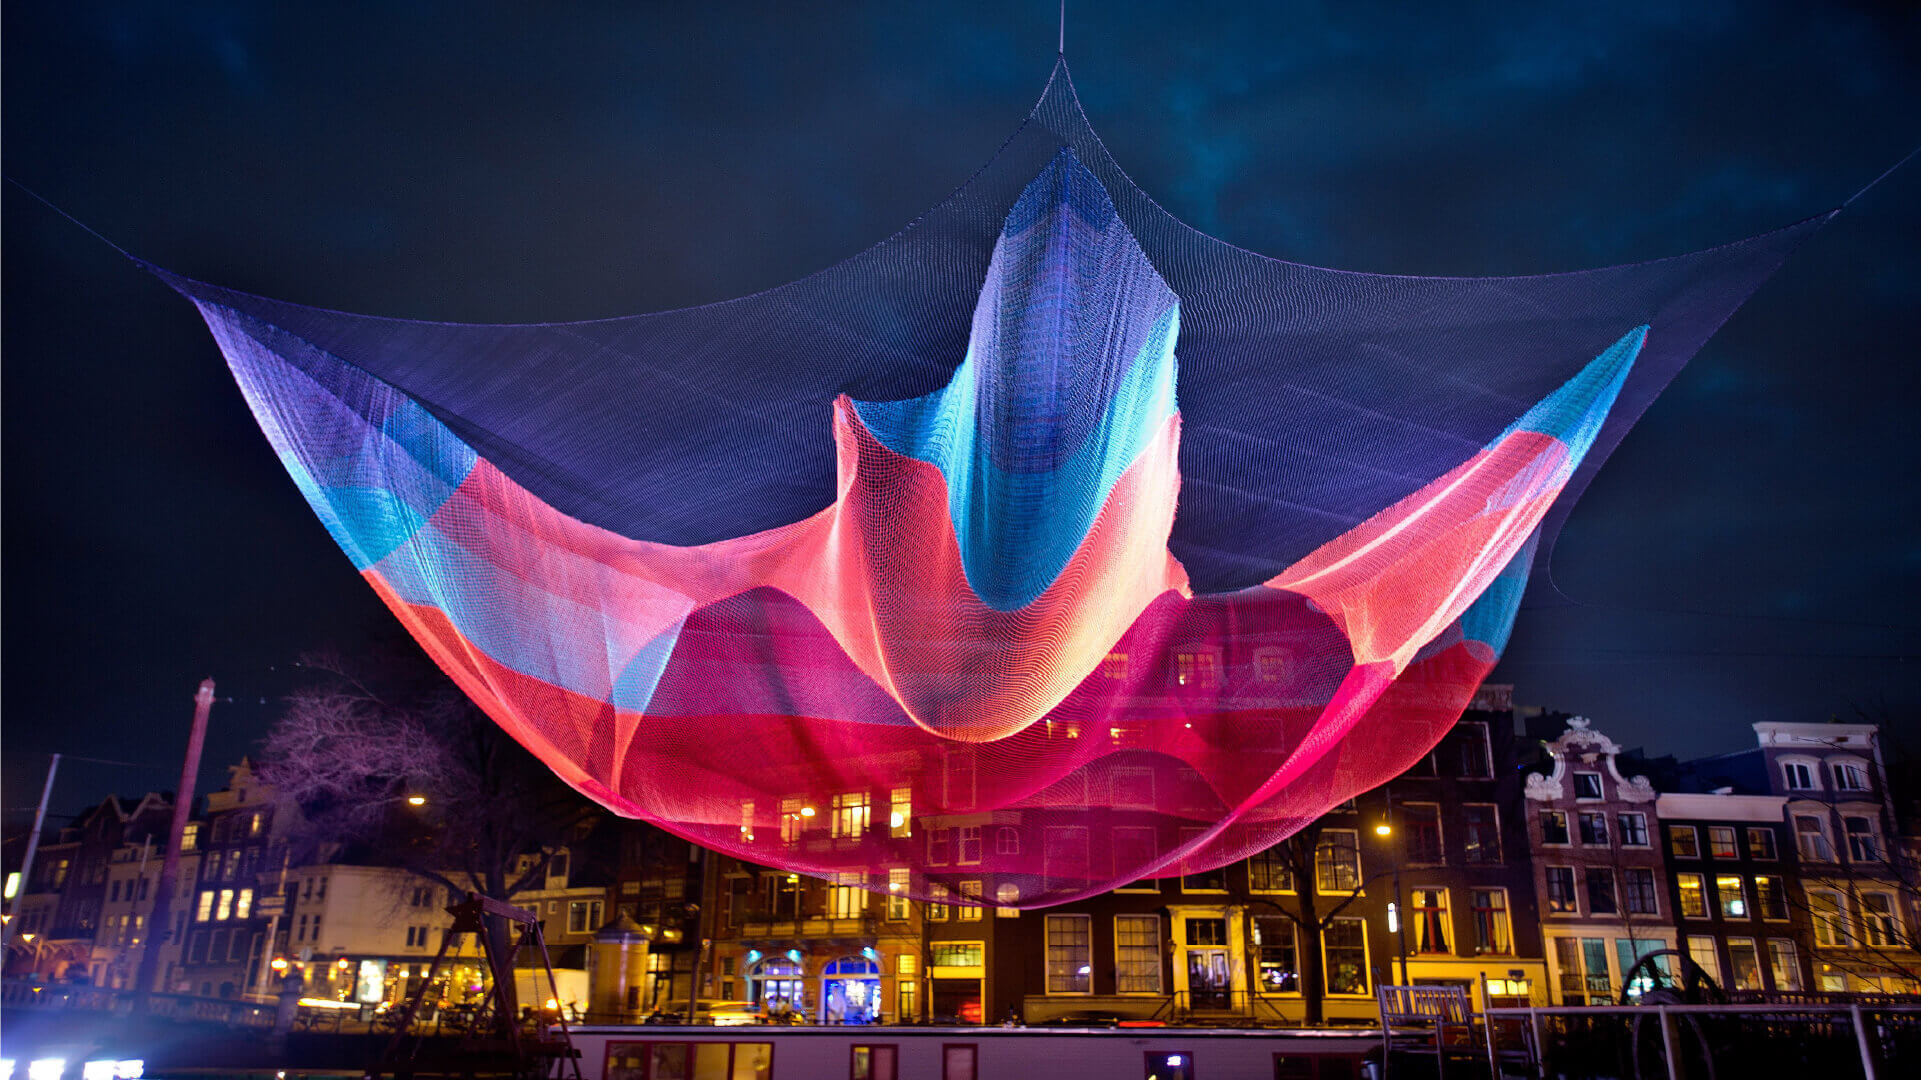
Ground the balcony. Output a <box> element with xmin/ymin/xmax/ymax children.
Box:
<box><xmin>733</xmin><ymin>916</ymin><xmax>880</xmax><ymax>944</ymax></box>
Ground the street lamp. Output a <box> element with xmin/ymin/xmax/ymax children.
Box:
<box><xmin>1373</xmin><ymin>815</ymin><xmax>1409</xmax><ymax>986</ymax></box>
<box><xmin>405</xmin><ymin>795</ymin><xmax>427</xmax><ymax>807</ymax></box>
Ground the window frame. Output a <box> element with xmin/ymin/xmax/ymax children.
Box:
<box><xmin>1253</xmin><ymin>916</ymin><xmax>1301</xmax><ymax>996</ymax></box>
<box><xmin>850</xmin><ymin>1044</ymin><xmax>898</xmax><ymax>1080</ymax></box>
<box><xmin>1320</xmin><ymin>916</ymin><xmax>1372</xmax><ymax>998</ymax></box>
<box><xmin>1114</xmin><ymin>913</ymin><xmax>1164</xmax><ymax>995</ymax></box>
<box><xmin>1781</xmin><ymin>759</ymin><xmax>1819</xmax><ymax>792</ymax></box>
<box><xmin>1747</xmin><ymin>827</ymin><xmax>1778</xmax><ymax>861</ymax></box>
<box><xmin>1470</xmin><ymin>887</ymin><xmax>1513</xmax><ymax>956</ymax></box>
<box><xmin>1668</xmin><ymin>825</ymin><xmax>1700</xmax><ymax>859</ymax></box>
<box><xmin>1402</xmin><ymin>802</ymin><xmax>1445</xmax><ymax>865</ymax></box>
<box><xmin>1675</xmin><ymin>872</ymin><xmax>1709</xmax><ymax>920</ymax></box>
<box><xmin>1409</xmin><ymin>886</ymin><xmax>1452</xmax><ymax>954</ymax></box>
<box><xmin>1462</xmin><ymin>803</ymin><xmax>1502</xmax><ymax>865</ymax></box>
<box><xmin>1572</xmin><ymin>772</ymin><xmax>1604</xmax><ymax>801</ymax></box>
<box><xmin>1707</xmin><ymin>827</ymin><xmax>1739</xmax><ymax>859</ymax></box>
<box><xmin>1540</xmin><ymin>810</ymin><xmax>1571</xmax><ymax>847</ymax></box>
<box><xmin>1044</xmin><ymin>914</ymin><xmax>1094</xmax><ymax>995</ymax></box>
<box><xmin>1618</xmin><ymin>812</ymin><xmax>1650</xmax><ymax>848</ymax></box>
<box><xmin>1314</xmin><ymin>829</ymin><xmax>1362</xmax><ymax>894</ymax></box>
<box><xmin>1545</xmin><ymin>866</ymin><xmax>1578</xmax><ymax>915</ymax></box>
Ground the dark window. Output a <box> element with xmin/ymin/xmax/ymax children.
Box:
<box><xmin>1624</xmin><ymin>869</ymin><xmax>1659</xmax><ymax>914</ymax></box>
<box><xmin>1619</xmin><ymin>813</ymin><xmax>1649</xmax><ymax>847</ymax></box>
<box><xmin>1248</xmin><ymin>847</ymin><xmax>1294</xmax><ymax>891</ymax></box>
<box><xmin>1546</xmin><ymin>867</ymin><xmax>1577</xmax><ymax>913</ymax></box>
<box><xmin>1186</xmin><ymin>917</ymin><xmax>1228</xmax><ymax>946</ymax></box>
<box><xmin>1573</xmin><ymin>773</ymin><xmax>1603</xmax><ymax>800</ymax></box>
<box><xmin>1541</xmin><ymin>811</ymin><xmax>1569</xmax><ymax>845</ymax></box>
<box><xmin>1404</xmin><ymin>804</ymin><xmax>1443</xmax><ymax>863</ymax></box>
<box><xmin>1747</xmin><ymin>828</ymin><xmax>1777</xmax><ymax>860</ymax></box>
<box><xmin>1579</xmin><ymin>812</ymin><xmax>1608</xmax><ymax>846</ymax></box>
<box><xmin>1463</xmin><ymin>804</ymin><xmax>1500</xmax><ymax>864</ymax></box>
<box><xmin>1585</xmin><ymin>869</ymin><xmax>1617</xmax><ymax>915</ymax></box>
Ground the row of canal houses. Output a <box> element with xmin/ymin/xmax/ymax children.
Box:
<box><xmin>7</xmin><ymin>687</ymin><xmax>1918</xmax><ymax>1026</ymax></box>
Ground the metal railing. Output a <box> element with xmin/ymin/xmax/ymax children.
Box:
<box><xmin>3</xmin><ymin>979</ymin><xmax>276</xmax><ymax>1028</ymax></box>
<box><xmin>1484</xmin><ymin>1003</ymin><xmax>1921</xmax><ymax>1080</ymax></box>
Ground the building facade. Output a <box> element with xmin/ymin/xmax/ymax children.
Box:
<box><xmin>1525</xmin><ymin>717</ymin><xmax>1674</xmax><ymax>1005</ymax></box>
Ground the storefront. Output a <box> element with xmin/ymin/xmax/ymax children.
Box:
<box><xmin>746</xmin><ymin>956</ymin><xmax>805</xmax><ymax>1018</ymax></box>
<box><xmin>820</xmin><ymin>955</ymin><xmax>881</xmax><ymax>1024</ymax></box>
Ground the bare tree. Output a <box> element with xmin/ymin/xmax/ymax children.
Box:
<box><xmin>1244</xmin><ymin>821</ymin><xmax>1377</xmax><ymax>1025</ymax></box>
<box><xmin>258</xmin><ymin>650</ymin><xmax>601</xmax><ymax>1023</ymax></box>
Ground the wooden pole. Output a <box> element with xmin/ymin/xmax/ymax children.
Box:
<box><xmin>2</xmin><ymin>752</ymin><xmax>59</xmax><ymax>951</ymax></box>
<box><xmin>132</xmin><ymin>678</ymin><xmax>214</xmax><ymax>1005</ymax></box>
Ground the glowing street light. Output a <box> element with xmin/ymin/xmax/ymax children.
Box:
<box><xmin>405</xmin><ymin>795</ymin><xmax>427</xmax><ymax>806</ymax></box>
<box><xmin>1374</xmin><ymin>822</ymin><xmax>1392</xmax><ymax>836</ymax></box>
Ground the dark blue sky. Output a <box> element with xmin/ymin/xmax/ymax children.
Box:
<box><xmin>5</xmin><ymin>1</ymin><xmax>1917</xmax><ymax>821</ymax></box>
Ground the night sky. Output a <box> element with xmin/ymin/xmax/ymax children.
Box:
<box><xmin>5</xmin><ymin>2</ymin><xmax>1918</xmax><ymax>824</ymax></box>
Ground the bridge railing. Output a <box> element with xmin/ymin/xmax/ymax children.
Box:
<box><xmin>1484</xmin><ymin>1003</ymin><xmax>1921</xmax><ymax>1079</ymax></box>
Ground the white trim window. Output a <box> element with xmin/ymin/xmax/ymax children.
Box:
<box><xmin>1860</xmin><ymin>892</ymin><xmax>1902</xmax><ymax>947</ymax></box>
<box><xmin>1808</xmin><ymin>889</ymin><xmax>1848</xmax><ymax>947</ymax></box>
<box><xmin>1113</xmin><ymin>914</ymin><xmax>1162</xmax><ymax>994</ymax></box>
<box><xmin>1686</xmin><ymin>935</ymin><xmax>1723</xmax><ymax>985</ymax></box>
<box><xmin>1794</xmin><ymin>815</ymin><xmax>1834</xmax><ymax>862</ymax></box>
<box><xmin>1832</xmin><ymin>761</ymin><xmax>1871</xmax><ymax>792</ymax></box>
<box><xmin>1768</xmin><ymin>939</ymin><xmax>1803</xmax><ymax>991</ymax></box>
<box><xmin>1726</xmin><ymin>938</ymin><xmax>1764</xmax><ymax>991</ymax></box>
<box><xmin>1844</xmin><ymin>817</ymin><xmax>1880</xmax><ymax>862</ymax></box>
<box><xmin>1045</xmin><ymin>914</ymin><xmax>1093</xmax><ymax>994</ymax></box>
<box><xmin>1781</xmin><ymin>759</ymin><xmax>1818</xmax><ymax>792</ymax></box>
<box><xmin>1747</xmin><ymin>827</ymin><xmax>1778</xmax><ymax>861</ymax></box>
<box><xmin>1618</xmin><ymin>812</ymin><xmax>1649</xmax><ymax>848</ymax></box>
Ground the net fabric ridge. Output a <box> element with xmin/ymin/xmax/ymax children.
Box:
<box><xmin>156</xmin><ymin>59</ymin><xmax>1832</xmax><ymax>907</ymax></box>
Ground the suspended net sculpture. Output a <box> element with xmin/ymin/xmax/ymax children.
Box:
<box><xmin>158</xmin><ymin>63</ymin><xmax>1829</xmax><ymax>907</ymax></box>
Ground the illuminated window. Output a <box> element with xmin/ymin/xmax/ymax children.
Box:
<box><xmin>235</xmin><ymin>889</ymin><xmax>253</xmax><ymax>920</ymax></box>
<box><xmin>1687</xmin><ymin>936</ymin><xmax>1723</xmax><ymax>985</ymax></box>
<box><xmin>1545</xmin><ymin>867</ymin><xmax>1577</xmax><ymax>914</ymax></box>
<box><xmin>1254</xmin><ymin>650</ymin><xmax>1287</xmax><ymax>683</ymax></box>
<box><xmin>994</xmin><ymin>827</ymin><xmax>1020</xmax><ymax>856</ymax></box>
<box><xmin>1668</xmin><ymin>825</ymin><xmax>1699</xmax><ymax>858</ymax></box>
<box><xmin>1114</xmin><ymin>914</ymin><xmax>1161</xmax><ymax>993</ymax></box>
<box><xmin>1768</xmin><ymin>940</ymin><xmax>1802</xmax><ymax>990</ymax></box>
<box><xmin>1707</xmin><ymin>827</ymin><xmax>1738</xmax><ymax>858</ymax></box>
<box><xmin>1715</xmin><ymin>875</ymin><xmax>1747</xmax><ymax>919</ymax></box>
<box><xmin>1046</xmin><ymin>916</ymin><xmax>1092</xmax><ymax>994</ymax></box>
<box><xmin>1676</xmin><ymin>873</ymin><xmax>1708</xmax><ymax>919</ymax></box>
<box><xmin>1727</xmin><ymin>939</ymin><xmax>1763</xmax><ymax>991</ymax></box>
<box><xmin>828</xmin><ymin>873</ymin><xmax>866</xmax><ymax>919</ymax></box>
<box><xmin>889</xmin><ymin>788</ymin><xmax>911</xmax><ymax>838</ymax></box>
<box><xmin>781</xmin><ymin>797</ymin><xmax>805</xmax><ymax>845</ymax></box>
<box><xmin>1174</xmin><ymin>649</ymin><xmax>1219</xmax><ymax>689</ymax></box>
<box><xmin>1410</xmin><ymin>888</ymin><xmax>1450</xmax><ymax>953</ymax></box>
<box><xmin>1472</xmin><ymin>889</ymin><xmax>1512</xmax><ymax>955</ymax></box>
<box><xmin>195</xmin><ymin>892</ymin><xmax>214</xmax><ymax>922</ymax></box>
<box><xmin>886</xmin><ymin>870</ymin><xmax>910</xmax><ymax>922</ymax></box>
<box><xmin>1755</xmin><ymin>876</ymin><xmax>1788</xmax><ymax>920</ymax></box>
<box><xmin>1315</xmin><ymin>830</ymin><xmax>1361</xmax><ymax>893</ymax></box>
<box><xmin>1322</xmin><ymin>919</ymin><xmax>1369</xmax><ymax>996</ymax></box>
<box><xmin>1254</xmin><ymin>917</ymin><xmax>1299</xmax><ymax>993</ymax></box>
<box><xmin>215</xmin><ymin>889</ymin><xmax>234</xmax><ymax>921</ymax></box>
<box><xmin>831</xmin><ymin>792</ymin><xmax>870</xmax><ymax>840</ymax></box>
<box><xmin>957</xmin><ymin>881</ymin><xmax>983</xmax><ymax>922</ymax></box>
<box><xmin>1809</xmin><ymin>890</ymin><xmax>1847</xmax><ymax>947</ymax></box>
<box><xmin>1861</xmin><ymin>893</ymin><xmax>1900</xmax><ymax>947</ymax></box>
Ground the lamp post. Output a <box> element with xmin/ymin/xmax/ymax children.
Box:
<box><xmin>1374</xmin><ymin>810</ymin><xmax>1410</xmax><ymax>986</ymax></box>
